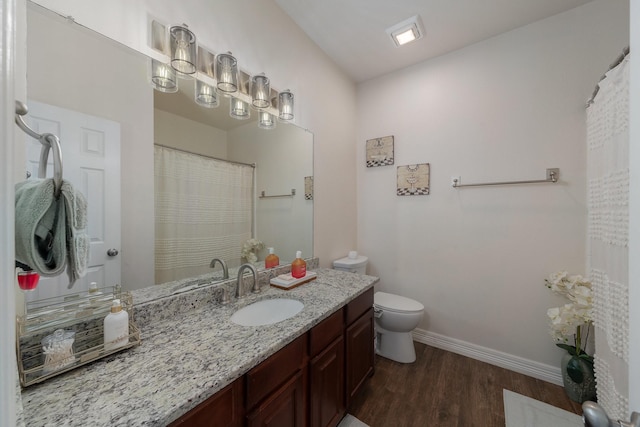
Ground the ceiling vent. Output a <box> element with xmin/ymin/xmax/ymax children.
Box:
<box><xmin>386</xmin><ymin>15</ymin><xmax>424</xmax><ymax>47</ymax></box>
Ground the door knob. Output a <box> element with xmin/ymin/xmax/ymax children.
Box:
<box><xmin>107</xmin><ymin>248</ymin><xmax>119</xmax><ymax>257</ymax></box>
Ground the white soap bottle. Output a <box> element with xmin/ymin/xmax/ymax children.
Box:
<box><xmin>103</xmin><ymin>299</ymin><xmax>129</xmax><ymax>351</ymax></box>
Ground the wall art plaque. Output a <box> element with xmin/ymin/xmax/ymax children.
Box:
<box><xmin>397</xmin><ymin>163</ymin><xmax>430</xmax><ymax>196</ymax></box>
<box><xmin>366</xmin><ymin>135</ymin><xmax>394</xmax><ymax>167</ymax></box>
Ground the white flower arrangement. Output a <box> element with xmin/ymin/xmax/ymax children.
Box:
<box><xmin>241</xmin><ymin>238</ymin><xmax>264</xmax><ymax>263</ymax></box>
<box><xmin>544</xmin><ymin>271</ymin><xmax>593</xmax><ymax>359</ymax></box>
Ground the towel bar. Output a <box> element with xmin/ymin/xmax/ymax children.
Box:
<box><xmin>259</xmin><ymin>189</ymin><xmax>296</xmax><ymax>198</ymax></box>
<box><xmin>452</xmin><ymin>168</ymin><xmax>559</xmax><ymax>188</ymax></box>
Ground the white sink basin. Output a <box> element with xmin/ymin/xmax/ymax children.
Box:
<box><xmin>230</xmin><ymin>298</ymin><xmax>304</xmax><ymax>326</ymax></box>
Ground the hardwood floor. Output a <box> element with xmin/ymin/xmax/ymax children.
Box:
<box><xmin>348</xmin><ymin>342</ymin><xmax>582</xmax><ymax>427</ymax></box>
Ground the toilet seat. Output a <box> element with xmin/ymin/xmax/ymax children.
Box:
<box><xmin>374</xmin><ymin>291</ymin><xmax>424</xmax><ymax>314</ymax></box>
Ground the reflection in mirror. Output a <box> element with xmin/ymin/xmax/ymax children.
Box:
<box><xmin>24</xmin><ymin>1</ymin><xmax>313</xmax><ymax>300</ymax></box>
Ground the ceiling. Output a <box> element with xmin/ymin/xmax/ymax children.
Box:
<box><xmin>274</xmin><ymin>0</ymin><xmax>594</xmax><ymax>83</ymax></box>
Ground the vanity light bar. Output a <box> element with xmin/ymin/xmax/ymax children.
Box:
<box><xmin>147</xmin><ymin>17</ymin><xmax>295</xmax><ymax>123</ymax></box>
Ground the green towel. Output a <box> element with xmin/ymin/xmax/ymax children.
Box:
<box><xmin>15</xmin><ymin>178</ymin><xmax>89</xmax><ymax>287</ymax></box>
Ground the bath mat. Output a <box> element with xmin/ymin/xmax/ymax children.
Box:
<box><xmin>503</xmin><ymin>389</ymin><xmax>582</xmax><ymax>427</ymax></box>
<box><xmin>338</xmin><ymin>413</ymin><xmax>370</xmax><ymax>427</ymax></box>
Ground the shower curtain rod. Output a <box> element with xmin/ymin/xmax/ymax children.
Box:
<box><xmin>586</xmin><ymin>46</ymin><xmax>629</xmax><ymax>107</ymax></box>
<box><xmin>154</xmin><ymin>144</ymin><xmax>256</xmax><ymax>168</ymax></box>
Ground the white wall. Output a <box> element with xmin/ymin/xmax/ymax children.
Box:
<box><xmin>228</xmin><ymin>121</ymin><xmax>313</xmax><ymax>262</ymax></box>
<box><xmin>357</xmin><ymin>0</ymin><xmax>628</xmax><ymax>373</ymax></box>
<box><xmin>31</xmin><ymin>0</ymin><xmax>358</xmax><ymax>269</ymax></box>
<box><xmin>629</xmin><ymin>0</ymin><xmax>640</xmax><ymax>413</ymax></box>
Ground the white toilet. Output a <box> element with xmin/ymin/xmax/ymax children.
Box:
<box><xmin>333</xmin><ymin>251</ymin><xmax>368</xmax><ymax>274</ymax></box>
<box><xmin>373</xmin><ymin>291</ymin><xmax>424</xmax><ymax>363</ymax></box>
<box><xmin>332</xmin><ymin>252</ymin><xmax>425</xmax><ymax>364</ymax></box>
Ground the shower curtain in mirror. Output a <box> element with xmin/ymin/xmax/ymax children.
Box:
<box><xmin>154</xmin><ymin>145</ymin><xmax>254</xmax><ymax>284</ymax></box>
<box><xmin>586</xmin><ymin>54</ymin><xmax>629</xmax><ymax>420</ymax></box>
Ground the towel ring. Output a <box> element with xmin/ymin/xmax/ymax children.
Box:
<box><xmin>15</xmin><ymin>101</ymin><xmax>63</xmax><ymax>198</ymax></box>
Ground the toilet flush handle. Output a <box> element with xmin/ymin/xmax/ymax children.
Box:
<box><xmin>374</xmin><ymin>307</ymin><xmax>383</xmax><ymax>318</ymax></box>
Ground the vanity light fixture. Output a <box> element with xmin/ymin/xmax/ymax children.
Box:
<box><xmin>169</xmin><ymin>25</ymin><xmax>197</xmax><ymax>75</ymax></box>
<box><xmin>258</xmin><ymin>111</ymin><xmax>276</xmax><ymax>130</ymax></box>
<box><xmin>386</xmin><ymin>15</ymin><xmax>424</xmax><ymax>47</ymax></box>
<box><xmin>216</xmin><ymin>52</ymin><xmax>239</xmax><ymax>95</ymax></box>
<box><xmin>150</xmin><ymin>59</ymin><xmax>178</xmax><ymax>93</ymax></box>
<box><xmin>230</xmin><ymin>97</ymin><xmax>250</xmax><ymax>120</ymax></box>
<box><xmin>251</xmin><ymin>74</ymin><xmax>271</xmax><ymax>109</ymax></box>
<box><xmin>278</xmin><ymin>90</ymin><xmax>294</xmax><ymax>121</ymax></box>
<box><xmin>195</xmin><ymin>79</ymin><xmax>219</xmax><ymax>108</ymax></box>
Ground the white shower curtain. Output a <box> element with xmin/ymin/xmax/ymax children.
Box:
<box><xmin>154</xmin><ymin>145</ymin><xmax>254</xmax><ymax>284</ymax></box>
<box><xmin>586</xmin><ymin>55</ymin><xmax>629</xmax><ymax>420</ymax></box>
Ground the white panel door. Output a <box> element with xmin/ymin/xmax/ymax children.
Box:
<box><xmin>23</xmin><ymin>101</ymin><xmax>121</xmax><ymax>300</ymax></box>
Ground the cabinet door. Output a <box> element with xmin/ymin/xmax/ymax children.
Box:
<box><xmin>247</xmin><ymin>370</ymin><xmax>306</xmax><ymax>427</ymax></box>
<box><xmin>168</xmin><ymin>378</ymin><xmax>244</xmax><ymax>427</ymax></box>
<box><xmin>310</xmin><ymin>335</ymin><xmax>345</xmax><ymax>427</ymax></box>
<box><xmin>345</xmin><ymin>308</ymin><xmax>374</xmax><ymax>406</ymax></box>
<box><xmin>246</xmin><ymin>334</ymin><xmax>308</xmax><ymax>410</ymax></box>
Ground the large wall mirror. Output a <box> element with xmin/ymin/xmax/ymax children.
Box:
<box><xmin>23</xmin><ymin>1</ymin><xmax>313</xmax><ymax>299</ymax></box>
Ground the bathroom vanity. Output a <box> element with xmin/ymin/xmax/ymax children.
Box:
<box><xmin>18</xmin><ymin>268</ymin><xmax>377</xmax><ymax>426</ymax></box>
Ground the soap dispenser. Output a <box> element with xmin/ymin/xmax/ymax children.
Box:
<box><xmin>265</xmin><ymin>247</ymin><xmax>279</xmax><ymax>268</ymax></box>
<box><xmin>291</xmin><ymin>251</ymin><xmax>306</xmax><ymax>279</ymax></box>
<box><xmin>103</xmin><ymin>299</ymin><xmax>129</xmax><ymax>352</ymax></box>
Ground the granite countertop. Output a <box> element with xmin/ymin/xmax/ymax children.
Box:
<box><xmin>19</xmin><ymin>268</ymin><xmax>378</xmax><ymax>426</ymax></box>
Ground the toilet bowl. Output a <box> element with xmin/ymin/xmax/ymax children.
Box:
<box><xmin>374</xmin><ymin>291</ymin><xmax>424</xmax><ymax>363</ymax></box>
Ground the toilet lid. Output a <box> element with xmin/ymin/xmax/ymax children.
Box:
<box><xmin>374</xmin><ymin>292</ymin><xmax>424</xmax><ymax>314</ymax></box>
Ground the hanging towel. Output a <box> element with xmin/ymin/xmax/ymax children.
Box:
<box><xmin>15</xmin><ymin>178</ymin><xmax>89</xmax><ymax>287</ymax></box>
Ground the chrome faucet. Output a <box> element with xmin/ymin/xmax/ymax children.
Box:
<box><xmin>210</xmin><ymin>258</ymin><xmax>229</xmax><ymax>280</ymax></box>
<box><xmin>236</xmin><ymin>263</ymin><xmax>259</xmax><ymax>298</ymax></box>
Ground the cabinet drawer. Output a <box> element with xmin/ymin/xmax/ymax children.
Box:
<box><xmin>169</xmin><ymin>378</ymin><xmax>244</xmax><ymax>427</ymax></box>
<box><xmin>345</xmin><ymin>287</ymin><xmax>373</xmax><ymax>325</ymax></box>
<box><xmin>246</xmin><ymin>334</ymin><xmax>308</xmax><ymax>409</ymax></box>
<box><xmin>309</xmin><ymin>309</ymin><xmax>344</xmax><ymax>358</ymax></box>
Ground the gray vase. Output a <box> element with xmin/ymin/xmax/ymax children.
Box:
<box><xmin>561</xmin><ymin>352</ymin><xmax>597</xmax><ymax>403</ymax></box>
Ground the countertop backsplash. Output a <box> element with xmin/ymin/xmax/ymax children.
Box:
<box><xmin>133</xmin><ymin>257</ymin><xmax>319</xmax><ymax>329</ymax></box>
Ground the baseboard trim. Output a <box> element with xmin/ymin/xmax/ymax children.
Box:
<box><xmin>412</xmin><ymin>328</ymin><xmax>563</xmax><ymax>386</ymax></box>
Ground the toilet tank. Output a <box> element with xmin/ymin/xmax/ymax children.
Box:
<box><xmin>333</xmin><ymin>251</ymin><xmax>368</xmax><ymax>275</ymax></box>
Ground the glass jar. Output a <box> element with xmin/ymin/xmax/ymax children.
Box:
<box><xmin>41</xmin><ymin>329</ymin><xmax>76</xmax><ymax>374</ymax></box>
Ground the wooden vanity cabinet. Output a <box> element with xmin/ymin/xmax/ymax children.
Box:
<box><xmin>345</xmin><ymin>288</ymin><xmax>374</xmax><ymax>407</ymax></box>
<box><xmin>246</xmin><ymin>334</ymin><xmax>308</xmax><ymax>427</ymax></box>
<box><xmin>168</xmin><ymin>377</ymin><xmax>244</xmax><ymax>427</ymax></box>
<box><xmin>309</xmin><ymin>310</ymin><xmax>345</xmax><ymax>427</ymax></box>
<box><xmin>169</xmin><ymin>287</ymin><xmax>374</xmax><ymax>427</ymax></box>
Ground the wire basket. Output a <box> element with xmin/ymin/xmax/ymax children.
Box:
<box><xmin>16</xmin><ymin>285</ymin><xmax>141</xmax><ymax>387</ymax></box>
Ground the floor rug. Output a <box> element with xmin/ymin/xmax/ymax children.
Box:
<box><xmin>503</xmin><ymin>389</ymin><xmax>582</xmax><ymax>427</ymax></box>
<box><xmin>338</xmin><ymin>413</ymin><xmax>370</xmax><ymax>427</ymax></box>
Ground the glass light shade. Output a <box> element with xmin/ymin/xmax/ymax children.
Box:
<box><xmin>230</xmin><ymin>97</ymin><xmax>250</xmax><ymax>120</ymax></box>
<box><xmin>251</xmin><ymin>74</ymin><xmax>270</xmax><ymax>108</ymax></box>
<box><xmin>278</xmin><ymin>90</ymin><xmax>294</xmax><ymax>121</ymax></box>
<box><xmin>169</xmin><ymin>25</ymin><xmax>197</xmax><ymax>75</ymax></box>
<box><xmin>216</xmin><ymin>53</ymin><xmax>238</xmax><ymax>95</ymax></box>
<box><xmin>150</xmin><ymin>59</ymin><xmax>178</xmax><ymax>93</ymax></box>
<box><xmin>195</xmin><ymin>80</ymin><xmax>219</xmax><ymax>108</ymax></box>
<box><xmin>258</xmin><ymin>111</ymin><xmax>276</xmax><ymax>130</ymax></box>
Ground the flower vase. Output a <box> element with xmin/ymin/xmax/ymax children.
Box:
<box><xmin>560</xmin><ymin>352</ymin><xmax>596</xmax><ymax>403</ymax></box>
